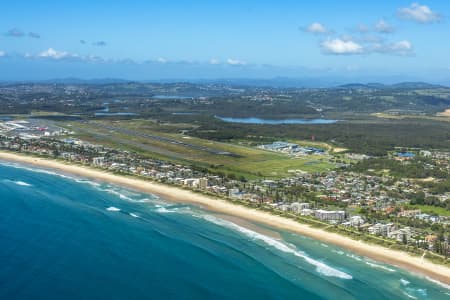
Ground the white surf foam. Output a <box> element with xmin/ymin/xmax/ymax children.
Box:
<box><xmin>0</xmin><ymin>163</ymin><xmax>160</xmax><ymax>202</ymax></box>
<box><xmin>400</xmin><ymin>278</ymin><xmax>410</xmax><ymax>286</ymax></box>
<box><xmin>415</xmin><ymin>288</ymin><xmax>427</xmax><ymax>296</ymax></box>
<box><xmin>346</xmin><ymin>253</ymin><xmax>362</xmax><ymax>261</ymax></box>
<box><xmin>134</xmin><ymin>198</ymin><xmax>152</xmax><ymax>203</ymax></box>
<box><xmin>402</xmin><ymin>292</ymin><xmax>417</xmax><ymax>299</ymax></box>
<box><xmin>75</xmin><ymin>179</ymin><xmax>101</xmax><ymax>187</ymax></box>
<box><xmin>15</xmin><ymin>180</ymin><xmax>32</xmax><ymax>186</ymax></box>
<box><xmin>202</xmin><ymin>215</ymin><xmax>352</xmax><ymax>280</ymax></box>
<box><xmin>106</xmin><ymin>206</ymin><xmax>120</xmax><ymax>212</ymax></box>
<box><xmin>129</xmin><ymin>213</ymin><xmax>139</xmax><ymax>218</ymax></box>
<box><xmin>155</xmin><ymin>207</ymin><xmax>175</xmax><ymax>213</ymax></box>
<box><xmin>365</xmin><ymin>261</ymin><xmax>396</xmax><ymax>272</ymax></box>
<box><xmin>101</xmin><ymin>188</ymin><xmax>134</xmax><ymax>201</ymax></box>
<box><xmin>2</xmin><ymin>163</ymin><xmax>74</xmax><ymax>179</ymax></box>
<box><xmin>425</xmin><ymin>276</ymin><xmax>450</xmax><ymax>290</ymax></box>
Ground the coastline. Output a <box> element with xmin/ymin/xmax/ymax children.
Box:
<box><xmin>1</xmin><ymin>151</ymin><xmax>449</xmax><ymax>285</ymax></box>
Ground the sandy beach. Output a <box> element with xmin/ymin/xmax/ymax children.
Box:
<box><xmin>1</xmin><ymin>151</ymin><xmax>449</xmax><ymax>285</ymax></box>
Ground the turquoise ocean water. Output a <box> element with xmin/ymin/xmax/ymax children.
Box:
<box><xmin>0</xmin><ymin>162</ymin><xmax>449</xmax><ymax>300</ymax></box>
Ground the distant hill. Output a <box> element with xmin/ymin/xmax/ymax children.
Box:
<box><xmin>36</xmin><ymin>78</ymin><xmax>131</xmax><ymax>85</ymax></box>
<box><xmin>338</xmin><ymin>82</ymin><xmax>446</xmax><ymax>90</ymax></box>
<box><xmin>1</xmin><ymin>77</ymin><xmax>448</xmax><ymax>89</ymax></box>
<box><xmin>390</xmin><ymin>82</ymin><xmax>445</xmax><ymax>89</ymax></box>
<box><xmin>338</xmin><ymin>83</ymin><xmax>386</xmax><ymax>89</ymax></box>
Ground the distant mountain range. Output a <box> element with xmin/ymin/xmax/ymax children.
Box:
<box><xmin>1</xmin><ymin>77</ymin><xmax>448</xmax><ymax>89</ymax></box>
<box><xmin>337</xmin><ymin>82</ymin><xmax>446</xmax><ymax>90</ymax></box>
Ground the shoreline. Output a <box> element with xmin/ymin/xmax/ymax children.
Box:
<box><xmin>1</xmin><ymin>151</ymin><xmax>449</xmax><ymax>285</ymax></box>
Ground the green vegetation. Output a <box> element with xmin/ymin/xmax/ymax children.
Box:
<box><xmin>406</xmin><ymin>205</ymin><xmax>450</xmax><ymax>217</ymax></box>
<box><xmin>350</xmin><ymin>156</ymin><xmax>448</xmax><ymax>178</ymax></box>
<box><xmin>65</xmin><ymin>120</ymin><xmax>336</xmax><ymax>179</ymax></box>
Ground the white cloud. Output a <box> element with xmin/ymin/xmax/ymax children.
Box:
<box><xmin>355</xmin><ymin>24</ymin><xmax>370</xmax><ymax>33</ymax></box>
<box><xmin>0</xmin><ymin>51</ymin><xmax>6</xmax><ymax>57</ymax></box>
<box><xmin>321</xmin><ymin>38</ymin><xmax>363</xmax><ymax>55</ymax></box>
<box><xmin>157</xmin><ymin>57</ymin><xmax>167</xmax><ymax>63</ymax></box>
<box><xmin>398</xmin><ymin>3</ymin><xmax>441</xmax><ymax>23</ymax></box>
<box><xmin>226</xmin><ymin>58</ymin><xmax>246</xmax><ymax>66</ymax></box>
<box><xmin>375</xmin><ymin>19</ymin><xmax>395</xmax><ymax>33</ymax></box>
<box><xmin>209</xmin><ymin>58</ymin><xmax>220</xmax><ymax>65</ymax></box>
<box><xmin>371</xmin><ymin>40</ymin><xmax>414</xmax><ymax>56</ymax></box>
<box><xmin>357</xmin><ymin>34</ymin><xmax>385</xmax><ymax>43</ymax></box>
<box><xmin>38</xmin><ymin>48</ymin><xmax>75</xmax><ymax>59</ymax></box>
<box><xmin>390</xmin><ymin>40</ymin><xmax>413</xmax><ymax>51</ymax></box>
<box><xmin>33</xmin><ymin>48</ymin><xmax>105</xmax><ymax>62</ymax></box>
<box><xmin>304</xmin><ymin>22</ymin><xmax>329</xmax><ymax>34</ymax></box>
<box><xmin>386</xmin><ymin>40</ymin><xmax>414</xmax><ymax>55</ymax></box>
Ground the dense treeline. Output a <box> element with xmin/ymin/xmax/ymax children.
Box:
<box><xmin>422</xmin><ymin>179</ymin><xmax>450</xmax><ymax>194</ymax></box>
<box><xmin>185</xmin><ymin>117</ymin><xmax>450</xmax><ymax>155</ymax></box>
<box><xmin>2</xmin><ymin>83</ymin><xmax>450</xmax><ymax>154</ymax></box>
<box><xmin>408</xmin><ymin>191</ymin><xmax>450</xmax><ymax>209</ymax></box>
<box><xmin>350</xmin><ymin>157</ymin><xmax>448</xmax><ymax>179</ymax></box>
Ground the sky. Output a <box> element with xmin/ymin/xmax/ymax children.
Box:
<box><xmin>0</xmin><ymin>0</ymin><xmax>449</xmax><ymax>83</ymax></box>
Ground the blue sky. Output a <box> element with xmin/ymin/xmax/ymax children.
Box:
<box><xmin>0</xmin><ymin>1</ymin><xmax>449</xmax><ymax>82</ymax></box>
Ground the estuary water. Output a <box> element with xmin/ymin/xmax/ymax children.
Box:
<box><xmin>215</xmin><ymin>116</ymin><xmax>338</xmax><ymax>125</ymax></box>
<box><xmin>0</xmin><ymin>162</ymin><xmax>449</xmax><ymax>300</ymax></box>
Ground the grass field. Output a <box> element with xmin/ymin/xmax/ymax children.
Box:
<box><xmin>372</xmin><ymin>112</ymin><xmax>450</xmax><ymax>123</ymax></box>
<box><xmin>407</xmin><ymin>205</ymin><xmax>450</xmax><ymax>217</ymax></box>
<box><xmin>63</xmin><ymin>119</ymin><xmax>336</xmax><ymax>178</ymax></box>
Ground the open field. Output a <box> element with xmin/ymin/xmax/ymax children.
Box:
<box><xmin>372</xmin><ymin>112</ymin><xmax>450</xmax><ymax>122</ymax></box>
<box><xmin>62</xmin><ymin>119</ymin><xmax>336</xmax><ymax>178</ymax></box>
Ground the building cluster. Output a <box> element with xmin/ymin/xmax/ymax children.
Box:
<box><xmin>258</xmin><ymin>141</ymin><xmax>326</xmax><ymax>156</ymax></box>
<box><xmin>1</xmin><ymin>133</ymin><xmax>448</xmax><ymax>253</ymax></box>
<box><xmin>0</xmin><ymin>119</ymin><xmax>68</xmax><ymax>139</ymax></box>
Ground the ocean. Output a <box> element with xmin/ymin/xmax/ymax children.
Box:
<box><xmin>0</xmin><ymin>162</ymin><xmax>449</xmax><ymax>300</ymax></box>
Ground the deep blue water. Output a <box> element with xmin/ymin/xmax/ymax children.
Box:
<box><xmin>215</xmin><ymin>116</ymin><xmax>338</xmax><ymax>125</ymax></box>
<box><xmin>0</xmin><ymin>162</ymin><xmax>449</xmax><ymax>300</ymax></box>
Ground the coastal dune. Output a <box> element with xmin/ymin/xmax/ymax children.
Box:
<box><xmin>1</xmin><ymin>151</ymin><xmax>449</xmax><ymax>285</ymax></box>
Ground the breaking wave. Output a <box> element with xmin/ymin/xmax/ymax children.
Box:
<box><xmin>365</xmin><ymin>261</ymin><xmax>396</xmax><ymax>272</ymax></box>
<box><xmin>106</xmin><ymin>206</ymin><xmax>121</xmax><ymax>212</ymax></box>
<box><xmin>202</xmin><ymin>215</ymin><xmax>352</xmax><ymax>280</ymax></box>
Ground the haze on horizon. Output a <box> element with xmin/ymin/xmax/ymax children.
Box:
<box><xmin>1</xmin><ymin>1</ymin><xmax>449</xmax><ymax>84</ymax></box>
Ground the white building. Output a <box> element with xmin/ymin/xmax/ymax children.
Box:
<box><xmin>314</xmin><ymin>210</ymin><xmax>345</xmax><ymax>223</ymax></box>
<box><xmin>368</xmin><ymin>223</ymin><xmax>395</xmax><ymax>237</ymax></box>
<box><xmin>343</xmin><ymin>216</ymin><xmax>365</xmax><ymax>227</ymax></box>
<box><xmin>349</xmin><ymin>215</ymin><xmax>365</xmax><ymax>227</ymax></box>
<box><xmin>388</xmin><ymin>227</ymin><xmax>412</xmax><ymax>243</ymax></box>
<box><xmin>93</xmin><ymin>157</ymin><xmax>105</xmax><ymax>166</ymax></box>
<box><xmin>198</xmin><ymin>178</ymin><xmax>209</xmax><ymax>189</ymax></box>
<box><xmin>290</xmin><ymin>202</ymin><xmax>310</xmax><ymax>213</ymax></box>
<box><xmin>300</xmin><ymin>208</ymin><xmax>314</xmax><ymax>216</ymax></box>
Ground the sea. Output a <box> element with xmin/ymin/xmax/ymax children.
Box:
<box><xmin>0</xmin><ymin>162</ymin><xmax>449</xmax><ymax>300</ymax></box>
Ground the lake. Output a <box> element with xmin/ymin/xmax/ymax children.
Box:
<box><xmin>216</xmin><ymin>116</ymin><xmax>338</xmax><ymax>125</ymax></box>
